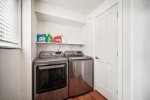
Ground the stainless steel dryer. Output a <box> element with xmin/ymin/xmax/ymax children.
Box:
<box><xmin>33</xmin><ymin>51</ymin><xmax>68</xmax><ymax>100</ymax></box>
<box><xmin>64</xmin><ymin>51</ymin><xmax>94</xmax><ymax>98</ymax></box>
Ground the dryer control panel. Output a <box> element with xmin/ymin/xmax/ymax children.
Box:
<box><xmin>39</xmin><ymin>51</ymin><xmax>63</xmax><ymax>58</ymax></box>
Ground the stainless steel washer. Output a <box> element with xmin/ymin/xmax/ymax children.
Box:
<box><xmin>33</xmin><ymin>51</ymin><xmax>68</xmax><ymax>100</ymax></box>
<box><xmin>64</xmin><ymin>51</ymin><xmax>94</xmax><ymax>98</ymax></box>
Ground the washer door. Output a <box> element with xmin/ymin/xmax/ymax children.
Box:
<box><xmin>36</xmin><ymin>64</ymin><xmax>67</xmax><ymax>94</ymax></box>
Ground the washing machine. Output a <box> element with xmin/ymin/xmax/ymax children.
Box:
<box><xmin>64</xmin><ymin>51</ymin><xmax>94</xmax><ymax>98</ymax></box>
<box><xmin>33</xmin><ymin>51</ymin><xmax>68</xmax><ymax>100</ymax></box>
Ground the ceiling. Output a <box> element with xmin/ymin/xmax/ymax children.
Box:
<box><xmin>36</xmin><ymin>0</ymin><xmax>105</xmax><ymax>15</ymax></box>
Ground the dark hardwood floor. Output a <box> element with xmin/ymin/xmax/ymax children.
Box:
<box><xmin>67</xmin><ymin>90</ymin><xmax>107</xmax><ymax>100</ymax></box>
<box><xmin>69</xmin><ymin>77</ymin><xmax>92</xmax><ymax>97</ymax></box>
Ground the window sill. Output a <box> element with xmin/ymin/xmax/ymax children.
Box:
<box><xmin>0</xmin><ymin>41</ymin><xmax>21</xmax><ymax>49</ymax></box>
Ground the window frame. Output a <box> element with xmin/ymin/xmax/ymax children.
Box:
<box><xmin>0</xmin><ymin>0</ymin><xmax>22</xmax><ymax>49</ymax></box>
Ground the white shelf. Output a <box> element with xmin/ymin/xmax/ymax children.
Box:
<box><xmin>36</xmin><ymin>42</ymin><xmax>85</xmax><ymax>46</ymax></box>
<box><xmin>35</xmin><ymin>10</ymin><xmax>87</xmax><ymax>27</ymax></box>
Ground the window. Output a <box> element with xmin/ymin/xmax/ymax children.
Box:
<box><xmin>0</xmin><ymin>0</ymin><xmax>21</xmax><ymax>48</ymax></box>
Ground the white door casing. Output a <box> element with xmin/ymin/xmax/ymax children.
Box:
<box><xmin>94</xmin><ymin>4</ymin><xmax>118</xmax><ymax>100</ymax></box>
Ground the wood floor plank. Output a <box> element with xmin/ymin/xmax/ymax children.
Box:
<box><xmin>67</xmin><ymin>90</ymin><xmax>107</xmax><ymax>100</ymax></box>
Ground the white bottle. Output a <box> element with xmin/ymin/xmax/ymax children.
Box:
<box><xmin>61</xmin><ymin>35</ymin><xmax>68</xmax><ymax>43</ymax></box>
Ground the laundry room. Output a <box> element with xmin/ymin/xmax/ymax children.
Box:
<box><xmin>32</xmin><ymin>0</ymin><xmax>97</xmax><ymax>100</ymax></box>
<box><xmin>31</xmin><ymin>0</ymin><xmax>120</xmax><ymax>100</ymax></box>
<box><xmin>1</xmin><ymin>0</ymin><xmax>150</xmax><ymax>100</ymax></box>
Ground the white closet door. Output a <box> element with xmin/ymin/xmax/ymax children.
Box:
<box><xmin>95</xmin><ymin>4</ymin><xmax>118</xmax><ymax>100</ymax></box>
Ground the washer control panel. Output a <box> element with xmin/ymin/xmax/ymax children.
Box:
<box><xmin>64</xmin><ymin>51</ymin><xmax>84</xmax><ymax>57</ymax></box>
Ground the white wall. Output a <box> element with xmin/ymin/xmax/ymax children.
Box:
<box><xmin>140</xmin><ymin>0</ymin><xmax>150</xmax><ymax>99</ymax></box>
<box><xmin>35</xmin><ymin>1</ymin><xmax>86</xmax><ymax>23</ymax></box>
<box><xmin>125</xmin><ymin>0</ymin><xmax>150</xmax><ymax>99</ymax></box>
<box><xmin>36</xmin><ymin>21</ymin><xmax>84</xmax><ymax>55</ymax></box>
<box><xmin>20</xmin><ymin>0</ymin><xmax>32</xmax><ymax>100</ymax></box>
<box><xmin>81</xmin><ymin>18</ymin><xmax>94</xmax><ymax>56</ymax></box>
<box><xmin>0</xmin><ymin>0</ymin><xmax>32</xmax><ymax>100</ymax></box>
<box><xmin>131</xmin><ymin>0</ymin><xmax>150</xmax><ymax>100</ymax></box>
<box><xmin>32</xmin><ymin>0</ymin><xmax>38</xmax><ymax>60</ymax></box>
<box><xmin>0</xmin><ymin>50</ymin><xmax>21</xmax><ymax>100</ymax></box>
<box><xmin>37</xmin><ymin>21</ymin><xmax>83</xmax><ymax>44</ymax></box>
<box><xmin>122</xmin><ymin>0</ymin><xmax>131</xmax><ymax>99</ymax></box>
<box><xmin>34</xmin><ymin>0</ymin><xmax>87</xmax><ymax>57</ymax></box>
<box><xmin>131</xmin><ymin>0</ymin><xmax>142</xmax><ymax>99</ymax></box>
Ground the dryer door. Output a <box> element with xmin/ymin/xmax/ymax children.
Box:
<box><xmin>69</xmin><ymin>58</ymin><xmax>94</xmax><ymax>97</ymax></box>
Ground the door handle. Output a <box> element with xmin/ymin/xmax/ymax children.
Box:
<box><xmin>39</xmin><ymin>64</ymin><xmax>65</xmax><ymax>70</ymax></box>
<box><xmin>95</xmin><ymin>56</ymin><xmax>100</xmax><ymax>59</ymax></box>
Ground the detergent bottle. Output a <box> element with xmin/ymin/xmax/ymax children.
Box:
<box><xmin>46</xmin><ymin>33</ymin><xmax>54</xmax><ymax>42</ymax></box>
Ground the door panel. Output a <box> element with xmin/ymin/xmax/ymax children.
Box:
<box><xmin>95</xmin><ymin>4</ymin><xmax>118</xmax><ymax>100</ymax></box>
